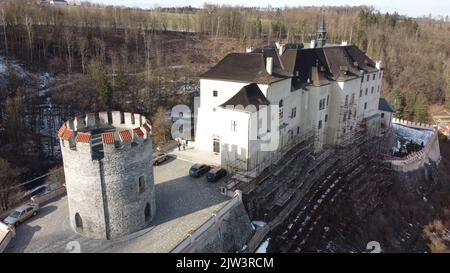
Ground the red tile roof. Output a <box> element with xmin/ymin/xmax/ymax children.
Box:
<box><xmin>133</xmin><ymin>128</ymin><xmax>144</xmax><ymax>138</ymax></box>
<box><xmin>75</xmin><ymin>132</ymin><xmax>92</xmax><ymax>143</ymax></box>
<box><xmin>102</xmin><ymin>132</ymin><xmax>115</xmax><ymax>144</ymax></box>
<box><xmin>58</xmin><ymin>123</ymin><xmax>67</xmax><ymax>137</ymax></box>
<box><xmin>119</xmin><ymin>130</ymin><xmax>132</xmax><ymax>142</ymax></box>
<box><xmin>61</xmin><ymin>129</ymin><xmax>73</xmax><ymax>141</ymax></box>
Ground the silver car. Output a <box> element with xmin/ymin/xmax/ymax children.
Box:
<box><xmin>3</xmin><ymin>203</ymin><xmax>39</xmax><ymax>227</ymax></box>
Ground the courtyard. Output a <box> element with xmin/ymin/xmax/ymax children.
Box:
<box><xmin>4</xmin><ymin>157</ymin><xmax>230</xmax><ymax>253</ymax></box>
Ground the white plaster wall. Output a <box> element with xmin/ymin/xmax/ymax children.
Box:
<box><xmin>307</xmin><ymin>84</ymin><xmax>332</xmax><ymax>150</ymax></box>
<box><xmin>195</xmin><ymin>79</ymin><xmax>268</xmax><ymax>152</ymax></box>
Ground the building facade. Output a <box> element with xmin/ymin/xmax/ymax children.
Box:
<box><xmin>195</xmin><ymin>17</ymin><xmax>387</xmax><ymax>172</ymax></box>
<box><xmin>58</xmin><ymin>111</ymin><xmax>156</xmax><ymax>240</ymax></box>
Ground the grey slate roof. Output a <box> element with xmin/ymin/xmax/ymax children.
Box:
<box><xmin>220</xmin><ymin>83</ymin><xmax>270</xmax><ymax>112</ymax></box>
<box><xmin>200</xmin><ymin>50</ymin><xmax>289</xmax><ymax>84</ymax></box>
<box><xmin>200</xmin><ymin>44</ymin><xmax>379</xmax><ymax>88</ymax></box>
<box><xmin>378</xmin><ymin>97</ymin><xmax>395</xmax><ymax>112</ymax></box>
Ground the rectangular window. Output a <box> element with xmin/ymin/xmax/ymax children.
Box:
<box><xmin>365</xmin><ymin>88</ymin><xmax>368</xmax><ymax>95</ymax></box>
<box><xmin>364</xmin><ymin>102</ymin><xmax>367</xmax><ymax>110</ymax></box>
<box><xmin>326</xmin><ymin>95</ymin><xmax>329</xmax><ymax>106</ymax></box>
<box><xmin>231</xmin><ymin>120</ymin><xmax>237</xmax><ymax>131</ymax></box>
<box><xmin>373</xmin><ymin>74</ymin><xmax>376</xmax><ymax>81</ymax></box>
<box><xmin>120</xmin><ymin>112</ymin><xmax>125</xmax><ymax>124</ymax></box>
<box><xmin>351</xmin><ymin>93</ymin><xmax>355</xmax><ymax>105</ymax></box>
<box><xmin>359</xmin><ymin>89</ymin><xmax>363</xmax><ymax>97</ymax></box>
<box><xmin>325</xmin><ymin>114</ymin><xmax>328</xmax><ymax>122</ymax></box>
<box><xmin>343</xmin><ymin>113</ymin><xmax>347</xmax><ymax>122</ymax></box>
<box><xmin>318</xmin><ymin>120</ymin><xmax>322</xmax><ymax>129</ymax></box>
<box><xmin>361</xmin><ymin>76</ymin><xmax>364</xmax><ymax>83</ymax></box>
<box><xmin>378</xmin><ymin>86</ymin><xmax>380</xmax><ymax>93</ymax></box>
<box><xmin>139</xmin><ymin>176</ymin><xmax>145</xmax><ymax>193</ymax></box>
<box><xmin>319</xmin><ymin>98</ymin><xmax>326</xmax><ymax>110</ymax></box>
<box><xmin>344</xmin><ymin>95</ymin><xmax>349</xmax><ymax>106</ymax></box>
<box><xmin>291</xmin><ymin>107</ymin><xmax>296</xmax><ymax>118</ymax></box>
<box><xmin>213</xmin><ymin>90</ymin><xmax>218</xmax><ymax>97</ymax></box>
<box><xmin>381</xmin><ymin>113</ymin><xmax>385</xmax><ymax>118</ymax></box>
<box><xmin>367</xmin><ymin>75</ymin><xmax>370</xmax><ymax>81</ymax></box>
<box><xmin>279</xmin><ymin>108</ymin><xmax>283</xmax><ymax>119</ymax></box>
<box><xmin>371</xmin><ymin>87</ymin><xmax>374</xmax><ymax>94</ymax></box>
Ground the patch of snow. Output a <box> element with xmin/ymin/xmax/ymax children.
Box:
<box><xmin>252</xmin><ymin>221</ymin><xmax>267</xmax><ymax>228</ymax></box>
<box><xmin>255</xmin><ymin>238</ymin><xmax>270</xmax><ymax>253</ymax></box>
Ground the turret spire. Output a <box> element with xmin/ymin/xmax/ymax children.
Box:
<box><xmin>316</xmin><ymin>15</ymin><xmax>327</xmax><ymax>48</ymax></box>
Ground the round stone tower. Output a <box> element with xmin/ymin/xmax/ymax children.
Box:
<box><xmin>58</xmin><ymin>111</ymin><xmax>156</xmax><ymax>240</ymax></box>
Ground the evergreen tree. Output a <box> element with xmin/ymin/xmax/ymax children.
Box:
<box><xmin>88</xmin><ymin>57</ymin><xmax>112</xmax><ymax>108</ymax></box>
<box><xmin>4</xmin><ymin>88</ymin><xmax>24</xmax><ymax>152</ymax></box>
<box><xmin>414</xmin><ymin>94</ymin><xmax>429</xmax><ymax>123</ymax></box>
<box><xmin>152</xmin><ymin>106</ymin><xmax>171</xmax><ymax>146</ymax></box>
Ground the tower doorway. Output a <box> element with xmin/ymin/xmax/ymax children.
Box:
<box><xmin>145</xmin><ymin>203</ymin><xmax>151</xmax><ymax>222</ymax></box>
<box><xmin>75</xmin><ymin>213</ymin><xmax>83</xmax><ymax>232</ymax></box>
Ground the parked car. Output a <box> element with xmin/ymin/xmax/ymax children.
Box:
<box><xmin>3</xmin><ymin>203</ymin><xmax>40</xmax><ymax>227</ymax></box>
<box><xmin>153</xmin><ymin>153</ymin><xmax>171</xmax><ymax>165</ymax></box>
<box><xmin>206</xmin><ymin>168</ymin><xmax>227</xmax><ymax>183</ymax></box>
<box><xmin>189</xmin><ymin>164</ymin><xmax>211</xmax><ymax>177</ymax></box>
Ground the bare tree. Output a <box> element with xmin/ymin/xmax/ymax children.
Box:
<box><xmin>0</xmin><ymin>8</ymin><xmax>8</xmax><ymax>56</ymax></box>
<box><xmin>0</xmin><ymin>158</ymin><xmax>17</xmax><ymax>211</ymax></box>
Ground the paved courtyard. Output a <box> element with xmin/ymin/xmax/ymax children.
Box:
<box><xmin>5</xmin><ymin>157</ymin><xmax>230</xmax><ymax>253</ymax></box>
<box><xmin>168</xmin><ymin>143</ymin><xmax>221</xmax><ymax>166</ymax></box>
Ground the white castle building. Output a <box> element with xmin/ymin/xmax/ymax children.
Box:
<box><xmin>194</xmin><ymin>17</ymin><xmax>394</xmax><ymax>173</ymax></box>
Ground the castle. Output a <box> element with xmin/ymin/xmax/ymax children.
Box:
<box><xmin>194</xmin><ymin>16</ymin><xmax>393</xmax><ymax>173</ymax></box>
<box><xmin>58</xmin><ymin>111</ymin><xmax>156</xmax><ymax>240</ymax></box>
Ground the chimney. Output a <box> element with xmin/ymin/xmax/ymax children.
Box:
<box><xmin>341</xmin><ymin>40</ymin><xmax>348</xmax><ymax>46</ymax></box>
<box><xmin>266</xmin><ymin>57</ymin><xmax>273</xmax><ymax>75</ymax></box>
<box><xmin>279</xmin><ymin>44</ymin><xmax>285</xmax><ymax>56</ymax></box>
<box><xmin>376</xmin><ymin>61</ymin><xmax>382</xmax><ymax>69</ymax></box>
<box><xmin>310</xmin><ymin>39</ymin><xmax>316</xmax><ymax>48</ymax></box>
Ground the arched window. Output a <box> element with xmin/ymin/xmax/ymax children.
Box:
<box><xmin>145</xmin><ymin>203</ymin><xmax>151</xmax><ymax>222</ymax></box>
<box><xmin>75</xmin><ymin>213</ymin><xmax>83</xmax><ymax>232</ymax></box>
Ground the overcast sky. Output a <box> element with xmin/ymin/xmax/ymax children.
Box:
<box><xmin>86</xmin><ymin>0</ymin><xmax>450</xmax><ymax>18</ymax></box>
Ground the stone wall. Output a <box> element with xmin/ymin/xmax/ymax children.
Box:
<box><xmin>171</xmin><ymin>191</ymin><xmax>254</xmax><ymax>253</ymax></box>
<box><xmin>386</xmin><ymin>120</ymin><xmax>441</xmax><ymax>173</ymax></box>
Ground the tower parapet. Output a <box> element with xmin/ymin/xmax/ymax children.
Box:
<box><xmin>58</xmin><ymin>111</ymin><xmax>156</xmax><ymax>240</ymax></box>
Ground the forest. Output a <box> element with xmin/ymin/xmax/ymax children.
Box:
<box><xmin>0</xmin><ymin>0</ymin><xmax>449</xmax><ymax>209</ymax></box>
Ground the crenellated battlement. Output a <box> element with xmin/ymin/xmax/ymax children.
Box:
<box><xmin>58</xmin><ymin>111</ymin><xmax>152</xmax><ymax>158</ymax></box>
<box><xmin>392</xmin><ymin>118</ymin><xmax>436</xmax><ymax>131</ymax></box>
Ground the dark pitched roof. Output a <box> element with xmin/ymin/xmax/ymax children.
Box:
<box><xmin>200</xmin><ymin>51</ymin><xmax>289</xmax><ymax>84</ymax></box>
<box><xmin>378</xmin><ymin>98</ymin><xmax>395</xmax><ymax>112</ymax></box>
<box><xmin>202</xmin><ymin>44</ymin><xmax>378</xmax><ymax>87</ymax></box>
<box><xmin>281</xmin><ymin>45</ymin><xmax>378</xmax><ymax>82</ymax></box>
<box><xmin>220</xmin><ymin>83</ymin><xmax>270</xmax><ymax>112</ymax></box>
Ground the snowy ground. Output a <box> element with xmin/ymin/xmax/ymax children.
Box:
<box><xmin>0</xmin><ymin>55</ymin><xmax>60</xmax><ymax>158</ymax></box>
<box><xmin>392</xmin><ymin>123</ymin><xmax>434</xmax><ymax>154</ymax></box>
